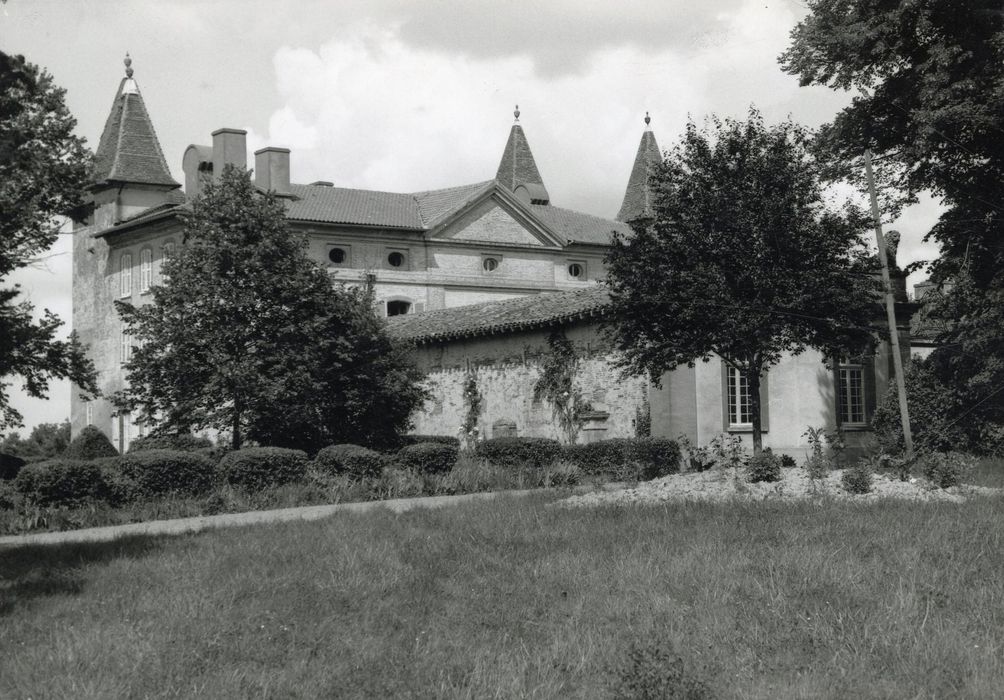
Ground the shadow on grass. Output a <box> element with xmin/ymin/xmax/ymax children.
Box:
<box><xmin>0</xmin><ymin>534</ymin><xmax>174</xmax><ymax>617</ymax></box>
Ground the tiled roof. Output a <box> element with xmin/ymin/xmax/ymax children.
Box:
<box><xmin>286</xmin><ymin>184</ymin><xmax>424</xmax><ymax>229</ymax></box>
<box><xmin>386</xmin><ymin>286</ymin><xmax>611</xmax><ymax>343</ymax></box>
<box><xmin>414</xmin><ymin>180</ymin><xmax>494</xmax><ymax>226</ymax></box>
<box><xmin>617</xmin><ymin>128</ymin><xmax>661</xmax><ymax>222</ymax></box>
<box><xmin>529</xmin><ymin>204</ymin><xmax>631</xmax><ymax>245</ymax></box>
<box><xmin>496</xmin><ymin>124</ymin><xmax>547</xmax><ymax>193</ymax></box>
<box><xmin>92</xmin><ymin>78</ymin><xmax>181</xmax><ymax>189</ymax></box>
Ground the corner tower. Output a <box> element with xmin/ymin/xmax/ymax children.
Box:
<box><xmin>71</xmin><ymin>55</ymin><xmax>181</xmax><ymax>443</ymax></box>
<box><xmin>495</xmin><ymin>105</ymin><xmax>550</xmax><ymax>205</ymax></box>
<box><xmin>616</xmin><ymin>112</ymin><xmax>662</xmax><ymax>223</ymax></box>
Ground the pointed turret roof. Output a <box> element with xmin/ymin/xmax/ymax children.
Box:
<box><xmin>616</xmin><ymin>112</ymin><xmax>662</xmax><ymax>223</ymax></box>
<box><xmin>91</xmin><ymin>54</ymin><xmax>180</xmax><ymax>190</ymax></box>
<box><xmin>495</xmin><ymin>105</ymin><xmax>548</xmax><ymax>200</ymax></box>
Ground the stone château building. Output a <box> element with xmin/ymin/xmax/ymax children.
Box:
<box><xmin>71</xmin><ymin>57</ymin><xmax>910</xmax><ymax>456</ymax></box>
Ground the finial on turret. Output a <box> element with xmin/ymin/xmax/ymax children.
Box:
<box><xmin>514</xmin><ymin>104</ymin><xmax>520</xmax><ymax>123</ymax></box>
<box><xmin>644</xmin><ymin>111</ymin><xmax>651</xmax><ymax>126</ymax></box>
<box><xmin>124</xmin><ymin>52</ymin><xmax>134</xmax><ymax>78</ymax></box>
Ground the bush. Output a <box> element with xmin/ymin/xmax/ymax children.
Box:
<box><xmin>396</xmin><ymin>442</ymin><xmax>458</xmax><ymax>475</ymax></box>
<box><xmin>841</xmin><ymin>462</ymin><xmax>873</xmax><ymax>494</ymax></box>
<box><xmin>13</xmin><ymin>459</ymin><xmax>109</xmax><ymax>506</ymax></box>
<box><xmin>376</xmin><ymin>467</ymin><xmax>425</xmax><ymax>499</ymax></box>
<box><xmin>746</xmin><ymin>448</ymin><xmax>781</xmax><ymax>483</ymax></box>
<box><xmin>476</xmin><ymin>437</ymin><xmax>562</xmax><ymax>469</ymax></box>
<box><xmin>128</xmin><ymin>433</ymin><xmax>214</xmax><ymax>453</ymax></box>
<box><xmin>64</xmin><ymin>425</ymin><xmax>119</xmax><ymax>460</ymax></box>
<box><xmin>610</xmin><ymin>635</ymin><xmax>712</xmax><ymax>700</ymax></box>
<box><xmin>919</xmin><ymin>451</ymin><xmax>972</xmax><ymax>489</ymax></box>
<box><xmin>218</xmin><ymin>447</ymin><xmax>308</xmax><ymax>490</ymax></box>
<box><xmin>117</xmin><ymin>449</ymin><xmax>216</xmax><ymax>497</ymax></box>
<box><xmin>543</xmin><ymin>460</ymin><xmax>582</xmax><ymax>487</ymax></box>
<box><xmin>563</xmin><ymin>438</ymin><xmax>681</xmax><ymax>479</ymax></box>
<box><xmin>0</xmin><ymin>452</ymin><xmax>26</xmax><ymax>481</ymax></box>
<box><xmin>314</xmin><ymin>444</ymin><xmax>387</xmax><ymax>479</ymax></box>
<box><xmin>780</xmin><ymin>454</ymin><xmax>797</xmax><ymax>469</ymax></box>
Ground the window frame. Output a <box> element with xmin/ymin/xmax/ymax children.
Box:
<box><xmin>327</xmin><ymin>244</ymin><xmax>351</xmax><ymax>267</ymax></box>
<box><xmin>721</xmin><ymin>361</ymin><xmax>769</xmax><ymax>433</ymax></box>
<box><xmin>835</xmin><ymin>354</ymin><xmax>874</xmax><ymax>429</ymax></box>
<box><xmin>120</xmin><ymin>331</ymin><xmax>132</xmax><ymax>364</ymax></box>
<box><xmin>119</xmin><ymin>252</ymin><xmax>133</xmax><ymax>298</ymax></box>
<box><xmin>385</xmin><ymin>248</ymin><xmax>409</xmax><ymax>270</ymax></box>
<box><xmin>139</xmin><ymin>248</ymin><xmax>153</xmax><ymax>293</ymax></box>
<box><xmin>567</xmin><ymin>260</ymin><xmax>587</xmax><ymax>280</ymax></box>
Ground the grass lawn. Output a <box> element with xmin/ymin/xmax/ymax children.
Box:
<box><xmin>2</xmin><ymin>492</ymin><xmax>1004</xmax><ymax>698</ymax></box>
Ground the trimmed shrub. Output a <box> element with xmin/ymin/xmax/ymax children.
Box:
<box><xmin>396</xmin><ymin>442</ymin><xmax>459</xmax><ymax>475</ymax></box>
<box><xmin>128</xmin><ymin>433</ymin><xmax>214</xmax><ymax>453</ymax></box>
<box><xmin>314</xmin><ymin>444</ymin><xmax>387</xmax><ymax>479</ymax></box>
<box><xmin>13</xmin><ymin>459</ymin><xmax>108</xmax><ymax>506</ymax></box>
<box><xmin>64</xmin><ymin>425</ymin><xmax>119</xmax><ymax>460</ymax></box>
<box><xmin>746</xmin><ymin>448</ymin><xmax>781</xmax><ymax>483</ymax></box>
<box><xmin>919</xmin><ymin>451</ymin><xmax>972</xmax><ymax>489</ymax></box>
<box><xmin>841</xmin><ymin>462</ymin><xmax>873</xmax><ymax>494</ymax></box>
<box><xmin>117</xmin><ymin>449</ymin><xmax>216</xmax><ymax>497</ymax></box>
<box><xmin>218</xmin><ymin>447</ymin><xmax>308</xmax><ymax>490</ymax></box>
<box><xmin>476</xmin><ymin>437</ymin><xmax>562</xmax><ymax>469</ymax></box>
<box><xmin>1</xmin><ymin>452</ymin><xmax>26</xmax><ymax>481</ymax></box>
<box><xmin>563</xmin><ymin>438</ymin><xmax>681</xmax><ymax>479</ymax></box>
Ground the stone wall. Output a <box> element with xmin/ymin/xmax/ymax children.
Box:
<box><xmin>408</xmin><ymin>320</ymin><xmax>648</xmax><ymax>442</ymax></box>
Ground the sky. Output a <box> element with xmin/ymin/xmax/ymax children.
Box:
<box><xmin>3</xmin><ymin>0</ymin><xmax>943</xmax><ymax>434</ymax></box>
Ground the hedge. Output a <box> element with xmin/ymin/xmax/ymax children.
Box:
<box><xmin>64</xmin><ymin>425</ymin><xmax>119</xmax><ymax>460</ymax></box>
<box><xmin>128</xmin><ymin>434</ymin><xmax>214</xmax><ymax>454</ymax></box>
<box><xmin>475</xmin><ymin>437</ymin><xmax>563</xmax><ymax>469</ymax></box>
<box><xmin>563</xmin><ymin>438</ymin><xmax>681</xmax><ymax>479</ymax></box>
<box><xmin>395</xmin><ymin>442</ymin><xmax>459</xmax><ymax>475</ymax></box>
<box><xmin>118</xmin><ymin>449</ymin><xmax>217</xmax><ymax>497</ymax></box>
<box><xmin>13</xmin><ymin>459</ymin><xmax>109</xmax><ymax>506</ymax></box>
<box><xmin>218</xmin><ymin>447</ymin><xmax>308</xmax><ymax>490</ymax></box>
<box><xmin>314</xmin><ymin>444</ymin><xmax>387</xmax><ymax>479</ymax></box>
<box><xmin>398</xmin><ymin>434</ymin><xmax>461</xmax><ymax>448</ymax></box>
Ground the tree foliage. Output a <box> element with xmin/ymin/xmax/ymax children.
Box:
<box><xmin>605</xmin><ymin>109</ymin><xmax>880</xmax><ymax>453</ymax></box>
<box><xmin>0</xmin><ymin>51</ymin><xmax>98</xmax><ymax>429</ymax></box>
<box><xmin>115</xmin><ymin>166</ymin><xmax>426</xmax><ymax>452</ymax></box>
<box><xmin>0</xmin><ymin>419</ymin><xmax>70</xmax><ymax>462</ymax></box>
<box><xmin>782</xmin><ymin>1</ymin><xmax>1004</xmax><ymax>437</ymax></box>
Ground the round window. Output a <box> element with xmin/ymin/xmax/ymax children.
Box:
<box><xmin>483</xmin><ymin>257</ymin><xmax>498</xmax><ymax>272</ymax></box>
<box><xmin>328</xmin><ymin>247</ymin><xmax>346</xmax><ymax>264</ymax></box>
<box><xmin>387</xmin><ymin>251</ymin><xmax>405</xmax><ymax>267</ymax></box>
<box><xmin>568</xmin><ymin>263</ymin><xmax>583</xmax><ymax>278</ymax></box>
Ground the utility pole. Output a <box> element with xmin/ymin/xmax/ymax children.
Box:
<box><xmin>863</xmin><ymin>149</ymin><xmax>914</xmax><ymax>458</ymax></box>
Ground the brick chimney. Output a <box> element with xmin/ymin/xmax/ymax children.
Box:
<box><xmin>211</xmin><ymin>128</ymin><xmax>247</xmax><ymax>180</ymax></box>
<box><xmin>254</xmin><ymin>147</ymin><xmax>291</xmax><ymax>195</ymax></box>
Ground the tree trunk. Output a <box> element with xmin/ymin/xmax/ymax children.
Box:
<box><xmin>748</xmin><ymin>367</ymin><xmax>763</xmax><ymax>456</ymax></box>
<box><xmin>231</xmin><ymin>398</ymin><xmax>242</xmax><ymax>451</ymax></box>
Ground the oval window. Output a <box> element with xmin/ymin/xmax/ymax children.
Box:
<box><xmin>387</xmin><ymin>251</ymin><xmax>405</xmax><ymax>267</ymax></box>
<box><xmin>568</xmin><ymin>263</ymin><xmax>583</xmax><ymax>278</ymax></box>
<box><xmin>483</xmin><ymin>257</ymin><xmax>499</xmax><ymax>272</ymax></box>
<box><xmin>329</xmin><ymin>247</ymin><xmax>346</xmax><ymax>264</ymax></box>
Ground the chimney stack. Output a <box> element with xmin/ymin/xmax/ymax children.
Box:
<box><xmin>211</xmin><ymin>128</ymin><xmax>247</xmax><ymax>180</ymax></box>
<box><xmin>254</xmin><ymin>147</ymin><xmax>291</xmax><ymax>195</ymax></box>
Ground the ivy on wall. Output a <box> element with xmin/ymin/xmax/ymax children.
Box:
<box><xmin>533</xmin><ymin>331</ymin><xmax>591</xmax><ymax>444</ymax></box>
<box><xmin>461</xmin><ymin>369</ymin><xmax>483</xmax><ymax>449</ymax></box>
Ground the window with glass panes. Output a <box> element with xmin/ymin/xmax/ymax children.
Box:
<box><xmin>727</xmin><ymin>366</ymin><xmax>753</xmax><ymax>426</ymax></box>
<box><xmin>140</xmin><ymin>249</ymin><xmax>153</xmax><ymax>292</ymax></box>
<box><xmin>120</xmin><ymin>253</ymin><xmax>132</xmax><ymax>297</ymax></box>
<box><xmin>839</xmin><ymin>362</ymin><xmax>866</xmax><ymax>424</ymax></box>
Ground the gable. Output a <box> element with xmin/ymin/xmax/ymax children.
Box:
<box><xmin>434</xmin><ymin>199</ymin><xmax>552</xmax><ymax>247</ymax></box>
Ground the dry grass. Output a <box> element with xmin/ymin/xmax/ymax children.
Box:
<box><xmin>3</xmin><ymin>492</ymin><xmax>1004</xmax><ymax>698</ymax></box>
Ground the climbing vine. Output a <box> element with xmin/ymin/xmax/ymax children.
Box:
<box><xmin>460</xmin><ymin>369</ymin><xmax>483</xmax><ymax>449</ymax></box>
<box><xmin>533</xmin><ymin>331</ymin><xmax>591</xmax><ymax>444</ymax></box>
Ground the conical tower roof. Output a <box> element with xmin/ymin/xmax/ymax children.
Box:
<box><xmin>495</xmin><ymin>105</ymin><xmax>548</xmax><ymax>198</ymax></box>
<box><xmin>92</xmin><ymin>54</ymin><xmax>180</xmax><ymax>189</ymax></box>
<box><xmin>616</xmin><ymin>113</ymin><xmax>661</xmax><ymax>223</ymax></box>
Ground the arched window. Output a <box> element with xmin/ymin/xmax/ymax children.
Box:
<box><xmin>140</xmin><ymin>249</ymin><xmax>153</xmax><ymax>292</ymax></box>
<box><xmin>386</xmin><ymin>300</ymin><xmax>412</xmax><ymax>316</ymax></box>
<box><xmin>120</xmin><ymin>253</ymin><xmax>133</xmax><ymax>297</ymax></box>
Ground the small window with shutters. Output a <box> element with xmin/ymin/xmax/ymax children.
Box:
<box><xmin>120</xmin><ymin>253</ymin><xmax>133</xmax><ymax>298</ymax></box>
<box><xmin>140</xmin><ymin>249</ymin><xmax>153</xmax><ymax>292</ymax></box>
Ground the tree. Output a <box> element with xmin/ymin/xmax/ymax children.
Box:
<box><xmin>605</xmin><ymin>109</ymin><xmax>880</xmax><ymax>454</ymax></box>
<box><xmin>0</xmin><ymin>419</ymin><xmax>71</xmax><ymax>462</ymax></box>
<box><xmin>781</xmin><ymin>0</ymin><xmax>1004</xmax><ymax>441</ymax></box>
<box><xmin>0</xmin><ymin>51</ymin><xmax>98</xmax><ymax>429</ymax></box>
<box><xmin>115</xmin><ymin>166</ymin><xmax>426</xmax><ymax>452</ymax></box>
